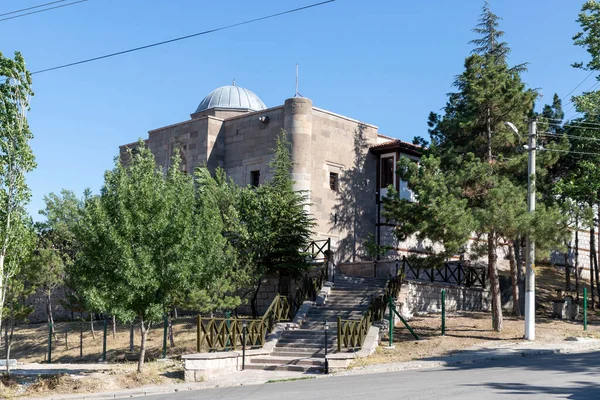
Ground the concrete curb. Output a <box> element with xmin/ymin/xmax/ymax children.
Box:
<box><xmin>333</xmin><ymin>340</ymin><xmax>600</xmax><ymax>376</ymax></box>
<box><xmin>24</xmin><ymin>340</ymin><xmax>600</xmax><ymax>399</ymax></box>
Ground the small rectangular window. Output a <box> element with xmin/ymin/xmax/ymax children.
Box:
<box><xmin>329</xmin><ymin>172</ymin><xmax>339</xmax><ymax>191</ymax></box>
<box><xmin>381</xmin><ymin>156</ymin><xmax>395</xmax><ymax>188</ymax></box>
<box><xmin>251</xmin><ymin>170</ymin><xmax>260</xmax><ymax>187</ymax></box>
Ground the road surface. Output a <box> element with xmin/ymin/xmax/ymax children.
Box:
<box><xmin>146</xmin><ymin>351</ymin><xmax>600</xmax><ymax>399</ymax></box>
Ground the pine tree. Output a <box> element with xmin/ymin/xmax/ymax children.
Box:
<box><xmin>385</xmin><ymin>3</ymin><xmax>568</xmax><ymax>331</ymax></box>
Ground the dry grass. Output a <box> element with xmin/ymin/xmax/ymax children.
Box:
<box><xmin>0</xmin><ymin>361</ymin><xmax>182</xmax><ymax>399</ymax></box>
<box><xmin>352</xmin><ymin>263</ymin><xmax>600</xmax><ymax>368</ymax></box>
<box><xmin>9</xmin><ymin>317</ymin><xmax>199</xmax><ymax>364</ymax></box>
<box><xmin>3</xmin><ymin>263</ymin><xmax>598</xmax><ymax>397</ymax></box>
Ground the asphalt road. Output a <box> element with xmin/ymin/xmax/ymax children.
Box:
<box><xmin>146</xmin><ymin>351</ymin><xmax>600</xmax><ymax>399</ymax></box>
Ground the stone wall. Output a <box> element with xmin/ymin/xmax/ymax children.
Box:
<box><xmin>24</xmin><ymin>286</ymin><xmax>76</xmax><ymax>324</ymax></box>
<box><xmin>398</xmin><ymin>281</ymin><xmax>490</xmax><ymax>317</ymax></box>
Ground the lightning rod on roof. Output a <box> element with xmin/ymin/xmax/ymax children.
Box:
<box><xmin>295</xmin><ymin>63</ymin><xmax>303</xmax><ymax>98</ymax></box>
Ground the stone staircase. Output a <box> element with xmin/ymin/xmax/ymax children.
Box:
<box><xmin>246</xmin><ymin>274</ymin><xmax>386</xmax><ymax>372</ymax></box>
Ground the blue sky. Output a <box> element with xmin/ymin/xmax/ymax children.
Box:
<box><xmin>0</xmin><ymin>0</ymin><xmax>591</xmax><ymax>219</ymax></box>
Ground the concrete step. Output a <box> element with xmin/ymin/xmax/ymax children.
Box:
<box><xmin>273</xmin><ymin>342</ymin><xmax>328</xmax><ymax>349</ymax></box>
<box><xmin>250</xmin><ymin>356</ymin><xmax>324</xmax><ymax>367</ymax></box>
<box><xmin>244</xmin><ymin>363</ymin><xmax>323</xmax><ymax>372</ymax></box>
<box><xmin>271</xmin><ymin>349</ymin><xmax>328</xmax><ymax>358</ymax></box>
<box><xmin>277</xmin><ymin>338</ymin><xmax>334</xmax><ymax>345</ymax></box>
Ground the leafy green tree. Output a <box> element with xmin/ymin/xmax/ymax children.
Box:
<box><xmin>239</xmin><ymin>130</ymin><xmax>315</xmax><ymax>317</ymax></box>
<box><xmin>550</xmin><ymin>0</ymin><xmax>600</xmax><ymax>304</ymax></box>
<box><xmin>177</xmin><ymin>167</ymin><xmax>241</xmax><ymax>316</ymax></box>
<box><xmin>0</xmin><ymin>51</ymin><xmax>36</xmax><ymax>343</ymax></box>
<box><xmin>1</xmin><ymin>215</ymin><xmax>35</xmax><ymax>375</ymax></box>
<box><xmin>385</xmin><ymin>4</ymin><xmax>568</xmax><ymax>331</ymax></box>
<box><xmin>32</xmin><ymin>190</ymin><xmax>83</xmax><ymax>338</ymax></box>
<box><xmin>73</xmin><ymin>143</ymin><xmax>202</xmax><ymax>372</ymax></box>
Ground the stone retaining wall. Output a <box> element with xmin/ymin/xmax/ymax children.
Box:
<box><xmin>398</xmin><ymin>280</ymin><xmax>491</xmax><ymax>317</ymax></box>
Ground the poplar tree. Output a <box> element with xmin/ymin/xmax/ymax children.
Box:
<box><xmin>0</xmin><ymin>51</ymin><xmax>36</xmax><ymax>343</ymax></box>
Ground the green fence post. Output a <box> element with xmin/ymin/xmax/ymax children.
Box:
<box><xmin>337</xmin><ymin>316</ymin><xmax>342</xmax><ymax>352</ymax></box>
<box><xmin>196</xmin><ymin>315</ymin><xmax>201</xmax><ymax>352</ymax></box>
<box><xmin>388</xmin><ymin>296</ymin><xmax>394</xmax><ymax>347</ymax></box>
<box><xmin>47</xmin><ymin>322</ymin><xmax>53</xmax><ymax>363</ymax></box>
<box><xmin>102</xmin><ymin>318</ymin><xmax>107</xmax><ymax>362</ymax></box>
<box><xmin>162</xmin><ymin>314</ymin><xmax>168</xmax><ymax>358</ymax></box>
<box><xmin>441</xmin><ymin>289</ymin><xmax>446</xmax><ymax>336</ymax></box>
<box><xmin>584</xmin><ymin>287</ymin><xmax>588</xmax><ymax>331</ymax></box>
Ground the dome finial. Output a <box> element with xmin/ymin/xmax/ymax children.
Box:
<box><xmin>232</xmin><ymin>79</ymin><xmax>236</xmax><ymax>86</ymax></box>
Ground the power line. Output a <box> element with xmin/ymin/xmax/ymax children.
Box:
<box><xmin>540</xmin><ymin>147</ymin><xmax>600</xmax><ymax>157</ymax></box>
<box><xmin>561</xmin><ymin>70</ymin><xmax>595</xmax><ymax>103</ymax></box>
<box><xmin>0</xmin><ymin>0</ymin><xmax>88</xmax><ymax>23</ymax></box>
<box><xmin>0</xmin><ymin>0</ymin><xmax>68</xmax><ymax>17</ymax></box>
<box><xmin>561</xmin><ymin>79</ymin><xmax>600</xmax><ymax>111</ymax></box>
<box><xmin>26</xmin><ymin>0</ymin><xmax>335</xmax><ymax>75</ymax></box>
<box><xmin>538</xmin><ymin>132</ymin><xmax>600</xmax><ymax>142</ymax></box>
<box><xmin>540</xmin><ymin>118</ymin><xmax>600</xmax><ymax>130</ymax></box>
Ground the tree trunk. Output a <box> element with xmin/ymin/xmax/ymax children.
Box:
<box><xmin>575</xmin><ymin>218</ymin><xmax>580</xmax><ymax>294</ymax></box>
<box><xmin>5</xmin><ymin>302</ymin><xmax>15</xmax><ymax>376</ymax></box>
<box><xmin>129</xmin><ymin>322</ymin><xmax>134</xmax><ymax>352</ymax></box>
<box><xmin>488</xmin><ymin>233</ymin><xmax>502</xmax><ymax>332</ymax></box>
<box><xmin>251</xmin><ymin>276</ymin><xmax>263</xmax><ymax>319</ymax></box>
<box><xmin>173</xmin><ymin>307</ymin><xmax>178</xmax><ymax>319</ymax></box>
<box><xmin>508</xmin><ymin>242</ymin><xmax>520</xmax><ymax>317</ymax></box>
<box><xmin>80</xmin><ymin>317</ymin><xmax>83</xmax><ymax>358</ymax></box>
<box><xmin>168</xmin><ymin>315</ymin><xmax>175</xmax><ymax>347</ymax></box>
<box><xmin>112</xmin><ymin>315</ymin><xmax>117</xmax><ymax>340</ymax></box>
<box><xmin>594</xmin><ymin>219</ymin><xmax>600</xmax><ymax>303</ymax></box>
<box><xmin>90</xmin><ymin>313</ymin><xmax>96</xmax><ymax>340</ymax></box>
<box><xmin>486</xmin><ymin>107</ymin><xmax>492</xmax><ymax>162</ymax></box>
<box><xmin>46</xmin><ymin>292</ymin><xmax>57</xmax><ymax>340</ymax></box>
<box><xmin>137</xmin><ymin>315</ymin><xmax>149</xmax><ymax>373</ymax></box>
<box><xmin>590</xmin><ymin>226</ymin><xmax>596</xmax><ymax>310</ymax></box>
<box><xmin>565</xmin><ymin>250</ymin><xmax>571</xmax><ymax>291</ymax></box>
<box><xmin>0</xmin><ymin>253</ymin><xmax>6</xmax><ymax>347</ymax></box>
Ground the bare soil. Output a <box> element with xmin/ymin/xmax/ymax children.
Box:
<box><xmin>6</xmin><ymin>317</ymin><xmax>199</xmax><ymax>364</ymax></box>
<box><xmin>353</xmin><ymin>264</ymin><xmax>600</xmax><ymax>368</ymax></box>
<box><xmin>2</xmin><ymin>264</ymin><xmax>598</xmax><ymax>398</ymax></box>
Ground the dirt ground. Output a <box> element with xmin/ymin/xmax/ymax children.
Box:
<box><xmin>0</xmin><ymin>360</ymin><xmax>182</xmax><ymax>399</ymax></box>
<box><xmin>2</xmin><ymin>264</ymin><xmax>598</xmax><ymax>398</ymax></box>
<box><xmin>6</xmin><ymin>317</ymin><xmax>199</xmax><ymax>364</ymax></box>
<box><xmin>353</xmin><ymin>264</ymin><xmax>599</xmax><ymax>368</ymax></box>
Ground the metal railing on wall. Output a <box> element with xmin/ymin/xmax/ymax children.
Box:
<box><xmin>400</xmin><ymin>256</ymin><xmax>487</xmax><ymax>288</ymax></box>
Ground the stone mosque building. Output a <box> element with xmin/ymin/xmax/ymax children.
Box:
<box><xmin>120</xmin><ymin>83</ymin><xmax>420</xmax><ymax>263</ymax></box>
<box><xmin>120</xmin><ymin>83</ymin><xmax>595</xmax><ymax>274</ymax></box>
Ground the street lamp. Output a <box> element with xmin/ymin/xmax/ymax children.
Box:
<box><xmin>242</xmin><ymin>319</ymin><xmax>247</xmax><ymax>370</ymax></box>
<box><xmin>324</xmin><ymin>320</ymin><xmax>329</xmax><ymax>374</ymax></box>
<box><xmin>505</xmin><ymin>120</ymin><xmax>536</xmax><ymax>341</ymax></box>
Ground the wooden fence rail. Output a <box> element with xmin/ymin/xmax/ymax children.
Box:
<box><xmin>337</xmin><ymin>275</ymin><xmax>402</xmax><ymax>352</ymax></box>
<box><xmin>196</xmin><ymin>295</ymin><xmax>291</xmax><ymax>351</ymax></box>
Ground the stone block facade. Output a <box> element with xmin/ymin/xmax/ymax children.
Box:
<box><xmin>122</xmin><ymin>92</ymin><xmax>383</xmax><ymax>263</ymax></box>
<box><xmin>398</xmin><ymin>281</ymin><xmax>491</xmax><ymax>317</ymax></box>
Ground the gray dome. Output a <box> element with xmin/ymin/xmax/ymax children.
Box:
<box><xmin>195</xmin><ymin>85</ymin><xmax>267</xmax><ymax>113</ymax></box>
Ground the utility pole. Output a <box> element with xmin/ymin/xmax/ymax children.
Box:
<box><xmin>525</xmin><ymin>118</ymin><xmax>537</xmax><ymax>340</ymax></box>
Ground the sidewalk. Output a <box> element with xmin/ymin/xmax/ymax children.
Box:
<box><xmin>22</xmin><ymin>337</ymin><xmax>600</xmax><ymax>400</ymax></box>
